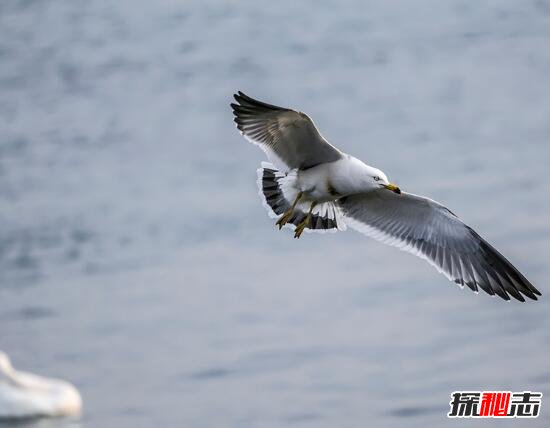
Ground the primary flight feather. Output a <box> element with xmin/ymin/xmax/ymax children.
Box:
<box><xmin>231</xmin><ymin>91</ymin><xmax>541</xmax><ymax>302</ymax></box>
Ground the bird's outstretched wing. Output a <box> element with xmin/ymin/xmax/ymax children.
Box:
<box><xmin>231</xmin><ymin>91</ymin><xmax>342</xmax><ymax>170</ymax></box>
<box><xmin>338</xmin><ymin>190</ymin><xmax>541</xmax><ymax>301</ymax></box>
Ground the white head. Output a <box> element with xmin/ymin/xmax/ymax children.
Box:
<box><xmin>353</xmin><ymin>159</ymin><xmax>401</xmax><ymax>194</ymax></box>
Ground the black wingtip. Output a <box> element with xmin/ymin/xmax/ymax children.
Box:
<box><xmin>531</xmin><ymin>286</ymin><xmax>542</xmax><ymax>297</ymax></box>
<box><xmin>470</xmin><ymin>230</ymin><xmax>541</xmax><ymax>302</ymax></box>
<box><xmin>233</xmin><ymin>91</ymin><xmax>252</xmax><ymax>104</ymax></box>
<box><xmin>514</xmin><ymin>291</ymin><xmax>526</xmax><ymax>302</ymax></box>
<box><xmin>234</xmin><ymin>91</ymin><xmax>254</xmax><ymax>105</ymax></box>
<box><xmin>231</xmin><ymin>91</ymin><xmax>286</xmax><ymax>112</ymax></box>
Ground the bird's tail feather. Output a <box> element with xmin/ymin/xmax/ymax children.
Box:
<box><xmin>256</xmin><ymin>162</ymin><xmax>345</xmax><ymax>233</ymax></box>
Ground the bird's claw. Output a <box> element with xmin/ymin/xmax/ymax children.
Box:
<box><xmin>294</xmin><ymin>218</ymin><xmax>309</xmax><ymax>238</ymax></box>
<box><xmin>276</xmin><ymin>211</ymin><xmax>293</xmax><ymax>230</ymax></box>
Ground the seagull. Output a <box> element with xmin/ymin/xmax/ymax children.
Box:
<box><xmin>0</xmin><ymin>351</ymin><xmax>82</xmax><ymax>420</ymax></box>
<box><xmin>231</xmin><ymin>91</ymin><xmax>541</xmax><ymax>302</ymax></box>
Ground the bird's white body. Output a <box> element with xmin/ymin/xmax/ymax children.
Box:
<box><xmin>0</xmin><ymin>352</ymin><xmax>82</xmax><ymax>420</ymax></box>
<box><xmin>232</xmin><ymin>91</ymin><xmax>541</xmax><ymax>301</ymax></box>
<box><xmin>297</xmin><ymin>155</ymin><xmax>389</xmax><ymax>202</ymax></box>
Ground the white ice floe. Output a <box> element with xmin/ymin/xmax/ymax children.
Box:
<box><xmin>0</xmin><ymin>351</ymin><xmax>82</xmax><ymax>420</ymax></box>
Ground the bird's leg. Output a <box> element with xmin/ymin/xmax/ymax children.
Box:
<box><xmin>294</xmin><ymin>201</ymin><xmax>318</xmax><ymax>239</ymax></box>
<box><xmin>276</xmin><ymin>191</ymin><xmax>303</xmax><ymax>230</ymax></box>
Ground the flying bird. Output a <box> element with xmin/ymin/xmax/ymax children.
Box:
<box><xmin>231</xmin><ymin>91</ymin><xmax>541</xmax><ymax>302</ymax></box>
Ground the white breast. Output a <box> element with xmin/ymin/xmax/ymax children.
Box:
<box><xmin>296</xmin><ymin>155</ymin><xmax>383</xmax><ymax>202</ymax></box>
<box><xmin>332</xmin><ymin>155</ymin><xmax>389</xmax><ymax>192</ymax></box>
<box><xmin>296</xmin><ymin>162</ymin><xmax>339</xmax><ymax>201</ymax></box>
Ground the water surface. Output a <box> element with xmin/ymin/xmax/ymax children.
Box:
<box><xmin>1</xmin><ymin>1</ymin><xmax>550</xmax><ymax>427</ymax></box>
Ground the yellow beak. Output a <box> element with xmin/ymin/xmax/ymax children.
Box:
<box><xmin>384</xmin><ymin>183</ymin><xmax>401</xmax><ymax>194</ymax></box>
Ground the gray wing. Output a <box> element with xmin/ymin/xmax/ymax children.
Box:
<box><xmin>231</xmin><ymin>91</ymin><xmax>342</xmax><ymax>170</ymax></box>
<box><xmin>339</xmin><ymin>190</ymin><xmax>541</xmax><ymax>302</ymax></box>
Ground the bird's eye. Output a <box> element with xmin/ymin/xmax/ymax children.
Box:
<box><xmin>374</xmin><ymin>176</ymin><xmax>380</xmax><ymax>181</ymax></box>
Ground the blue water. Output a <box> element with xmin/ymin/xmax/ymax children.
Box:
<box><xmin>1</xmin><ymin>1</ymin><xmax>550</xmax><ymax>427</ymax></box>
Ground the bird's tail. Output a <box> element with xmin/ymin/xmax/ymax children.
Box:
<box><xmin>256</xmin><ymin>162</ymin><xmax>345</xmax><ymax>233</ymax></box>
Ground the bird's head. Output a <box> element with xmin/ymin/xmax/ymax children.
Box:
<box><xmin>345</xmin><ymin>157</ymin><xmax>401</xmax><ymax>195</ymax></box>
<box><xmin>367</xmin><ymin>168</ymin><xmax>401</xmax><ymax>194</ymax></box>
